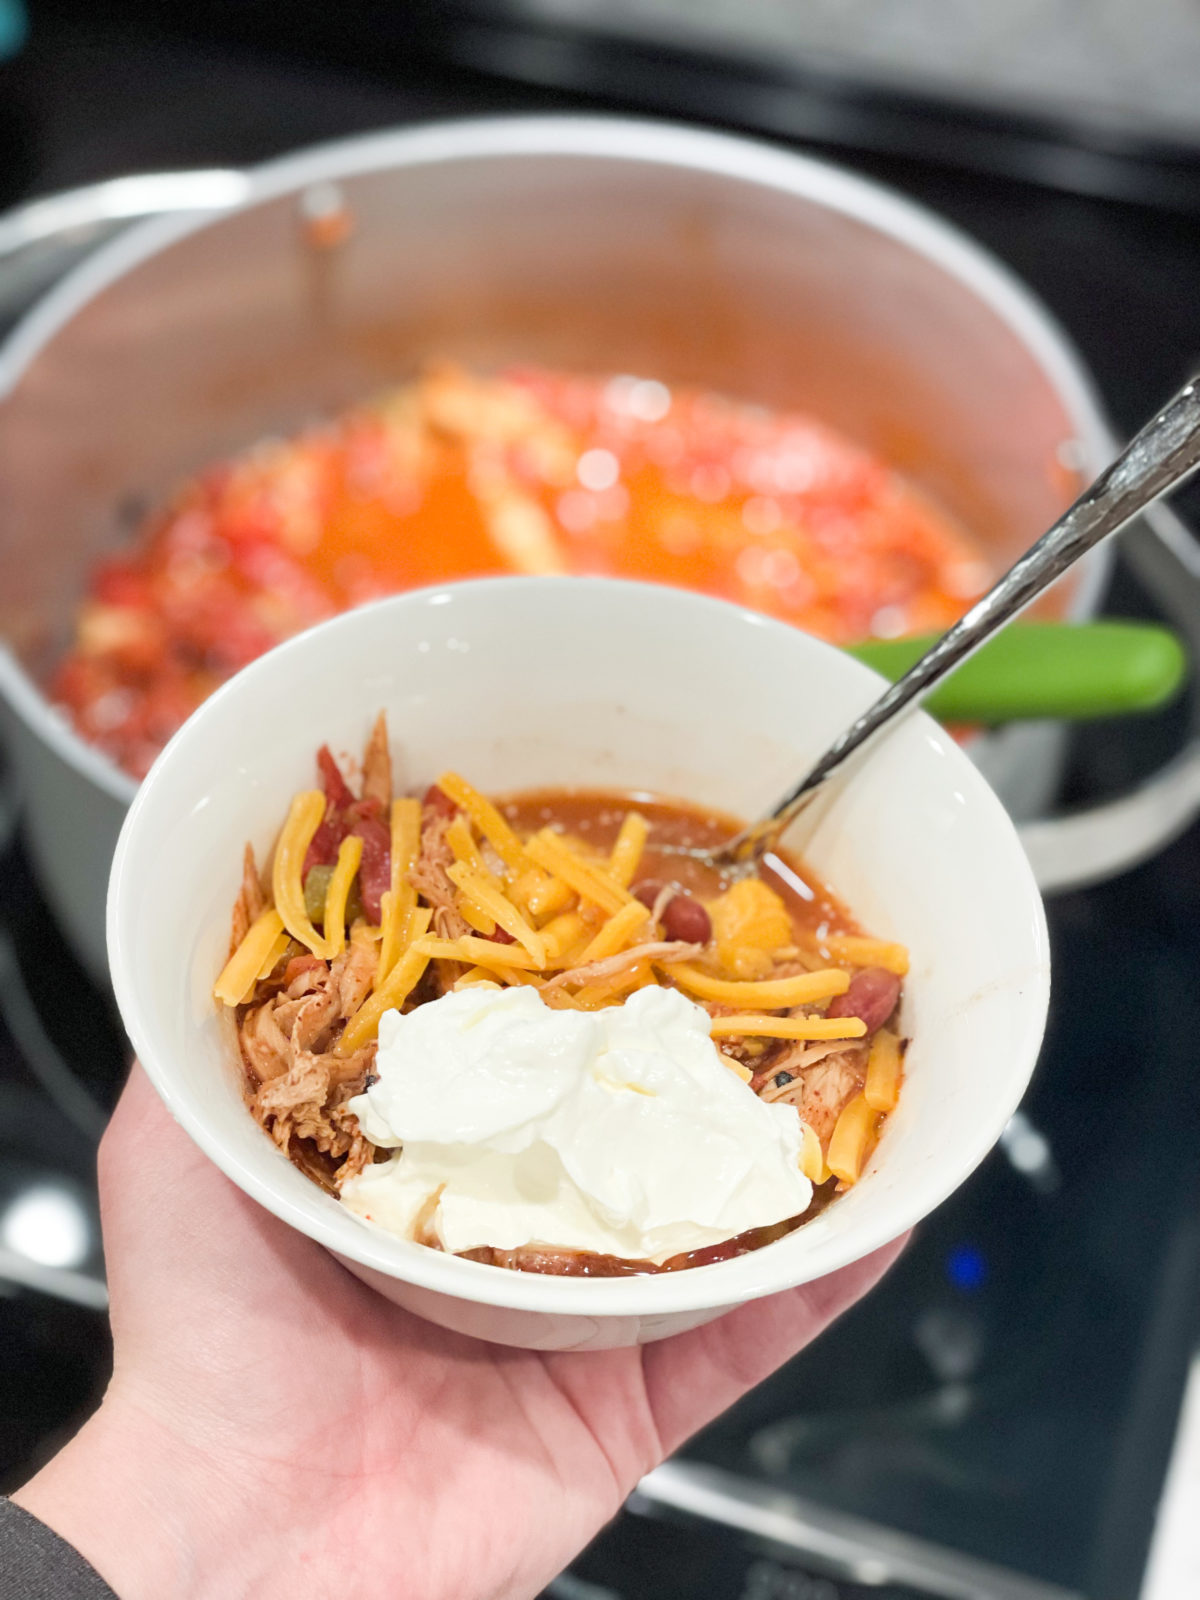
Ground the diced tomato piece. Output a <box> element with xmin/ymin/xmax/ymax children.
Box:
<box><xmin>303</xmin><ymin>813</ymin><xmax>349</xmax><ymax>876</ymax></box>
<box><xmin>346</xmin><ymin>797</ymin><xmax>390</xmax><ymax>922</ymax></box>
<box><xmin>92</xmin><ymin>562</ymin><xmax>154</xmax><ymax>610</ymax></box>
<box><xmin>317</xmin><ymin>745</ymin><xmax>356</xmax><ymax>810</ymax></box>
<box><xmin>302</xmin><ymin>748</ymin><xmax>361</xmax><ymax>875</ymax></box>
<box><xmin>423</xmin><ymin>783</ymin><xmax>457</xmax><ymax>818</ymax></box>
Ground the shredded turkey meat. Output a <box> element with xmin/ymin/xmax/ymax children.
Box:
<box><xmin>228</xmin><ymin>843</ymin><xmax>266</xmax><ymax>957</ymax></box>
<box><xmin>540</xmin><ymin>941</ymin><xmax>704</xmax><ymax>995</ymax></box>
<box><xmin>361</xmin><ymin>711</ymin><xmax>392</xmax><ymax>808</ymax></box>
<box><xmin>756</xmin><ymin>1039</ymin><xmax>850</xmax><ymax>1096</ymax></box>
<box><xmin>407</xmin><ymin>806</ymin><xmax>470</xmax><ymax>940</ymax></box>
<box><xmin>239</xmin><ymin>941</ymin><xmax>381</xmax><ymax>1182</ymax></box>
<box><xmin>755</xmin><ymin>1045</ymin><xmax>868</xmax><ymax>1144</ymax></box>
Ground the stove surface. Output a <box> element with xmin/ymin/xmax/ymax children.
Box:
<box><xmin>1</xmin><ymin>15</ymin><xmax>1199</xmax><ymax>1599</ymax></box>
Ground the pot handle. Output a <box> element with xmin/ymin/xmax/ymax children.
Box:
<box><xmin>1017</xmin><ymin>503</ymin><xmax>1200</xmax><ymax>893</ymax></box>
<box><xmin>0</xmin><ymin>169</ymin><xmax>249</xmax><ymax>258</ymax></box>
<box><xmin>0</xmin><ymin>171</ymin><xmax>249</xmax><ymax>319</ymax></box>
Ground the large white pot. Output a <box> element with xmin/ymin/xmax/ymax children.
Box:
<box><xmin>2</xmin><ymin>117</ymin><xmax>1198</xmax><ymax>981</ymax></box>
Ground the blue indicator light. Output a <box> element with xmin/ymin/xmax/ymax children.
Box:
<box><xmin>946</xmin><ymin>1243</ymin><xmax>987</xmax><ymax>1292</ymax></box>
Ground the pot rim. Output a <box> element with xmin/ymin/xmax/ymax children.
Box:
<box><xmin>0</xmin><ymin>112</ymin><xmax>1116</xmax><ymax>807</ymax></box>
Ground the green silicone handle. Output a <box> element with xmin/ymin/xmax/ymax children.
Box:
<box><xmin>846</xmin><ymin>621</ymin><xmax>1187</xmax><ymax>723</ymax></box>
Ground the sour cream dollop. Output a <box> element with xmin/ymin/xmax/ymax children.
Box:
<box><xmin>340</xmin><ymin>984</ymin><xmax>813</xmax><ymax>1262</ymax></box>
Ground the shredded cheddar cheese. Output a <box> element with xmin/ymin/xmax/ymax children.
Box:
<box><xmin>457</xmin><ymin>898</ymin><xmax>498</xmax><ymax>937</ymax></box>
<box><xmin>255</xmin><ymin>929</ymin><xmax>292</xmax><ymax>983</ymax></box>
<box><xmin>453</xmin><ymin>966</ymin><xmax>504</xmax><ymax>989</ymax></box>
<box><xmin>338</xmin><ymin>907</ymin><xmax>433</xmax><ymax>1054</ymax></box>
<box><xmin>864</xmin><ymin>1029</ymin><xmax>903</xmax><ymax>1112</ymax></box>
<box><xmin>709</xmin><ymin>878</ymin><xmax>793</xmax><ymax>954</ymax></box>
<box><xmin>436</xmin><ymin>770</ymin><xmax>527</xmax><ymax>868</ymax></box>
<box><xmin>504</xmin><ymin>866</ymin><xmax>544</xmax><ymax>914</ymax></box>
<box><xmin>376</xmin><ymin>890</ymin><xmax>399</xmax><ymax>978</ymax></box>
<box><xmin>271</xmin><ymin>790</ymin><xmax>328</xmax><ymax>954</ymax></box>
<box><xmin>539</xmin><ymin>910</ymin><xmax>590</xmax><ymax>962</ymax></box>
<box><xmin>410</xmin><ymin>934</ymin><xmax>543</xmax><ymax>970</ymax></box>
<box><xmin>446</xmin><ymin>861</ymin><xmax>547</xmax><ymax>965</ymax></box>
<box><xmin>445</xmin><ymin>812</ymin><xmax>485</xmax><ymax>872</ymax></box>
<box><xmin>522</xmin><ymin>869</ymin><xmax>575</xmax><ymax>921</ymax></box>
<box><xmin>566</xmin><ymin>958</ymin><xmax>653</xmax><ymax>1011</ymax></box>
<box><xmin>390</xmin><ymin>798</ymin><xmax>422</xmax><ymax>895</ymax></box>
<box><xmin>320</xmin><ymin>834</ymin><xmax>363</xmax><ymax>960</ymax></box>
<box><xmin>577</xmin><ymin>899</ymin><xmax>650</xmax><ymax>964</ymax></box>
<box><xmin>827</xmin><ymin>1093</ymin><xmax>878</xmax><ymax>1184</ymax></box>
<box><xmin>524</xmin><ymin>829</ymin><xmax>630</xmax><ymax>915</ymax></box>
<box><xmin>608</xmin><ymin>811</ymin><xmax>649</xmax><ymax>888</ymax></box>
<box><xmin>709</xmin><ymin>1013</ymin><xmax>866</xmax><ymax>1041</ymax></box>
<box><xmin>664</xmin><ymin>963</ymin><xmax>850</xmax><ymax>1009</ymax></box>
<box><xmin>214</xmin><ymin>907</ymin><xmax>286</xmax><ymax>1006</ymax></box>
<box><xmin>799</xmin><ymin>1122</ymin><xmax>830</xmax><ymax>1185</ymax></box>
<box><xmin>815</xmin><ymin>934</ymin><xmax>909</xmax><ymax>977</ymax></box>
<box><xmin>377</xmin><ymin>798</ymin><xmax>422</xmax><ymax>983</ymax></box>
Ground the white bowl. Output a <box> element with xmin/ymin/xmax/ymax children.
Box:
<box><xmin>108</xmin><ymin>578</ymin><xmax>1049</xmax><ymax>1351</ymax></box>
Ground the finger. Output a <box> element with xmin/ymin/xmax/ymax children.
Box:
<box><xmin>642</xmin><ymin>1235</ymin><xmax>907</xmax><ymax>1455</ymax></box>
<box><xmin>101</xmin><ymin>1059</ymin><xmax>193</xmax><ymax>1161</ymax></box>
<box><xmin>99</xmin><ymin>1064</ymin><xmax>317</xmax><ymax>1311</ymax></box>
<box><xmin>98</xmin><ymin>1060</ymin><xmax>213</xmax><ymax>1211</ymax></box>
<box><xmin>99</xmin><ymin>1064</ymin><xmax>229</xmax><ymax>1282</ymax></box>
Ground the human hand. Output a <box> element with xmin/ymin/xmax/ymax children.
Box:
<box><xmin>15</xmin><ymin>1066</ymin><xmax>903</xmax><ymax>1600</ymax></box>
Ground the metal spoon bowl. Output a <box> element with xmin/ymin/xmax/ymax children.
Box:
<box><xmin>697</xmin><ymin>374</ymin><xmax>1200</xmax><ymax>873</ymax></box>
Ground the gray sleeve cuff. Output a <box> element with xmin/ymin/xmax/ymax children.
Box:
<box><xmin>0</xmin><ymin>1498</ymin><xmax>118</xmax><ymax>1598</ymax></box>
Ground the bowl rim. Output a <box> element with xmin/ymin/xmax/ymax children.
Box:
<box><xmin>0</xmin><ymin>111</ymin><xmax>1113</xmax><ymax>810</ymax></box>
<box><xmin>108</xmin><ymin>575</ymin><xmax>1051</xmax><ymax>1318</ymax></box>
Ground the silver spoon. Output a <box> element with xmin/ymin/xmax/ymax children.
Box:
<box><xmin>705</xmin><ymin>374</ymin><xmax>1200</xmax><ymax>871</ymax></box>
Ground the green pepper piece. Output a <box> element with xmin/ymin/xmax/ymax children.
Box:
<box><xmin>303</xmin><ymin>864</ymin><xmax>335</xmax><ymax>925</ymax></box>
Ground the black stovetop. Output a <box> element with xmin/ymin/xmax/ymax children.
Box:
<box><xmin>2</xmin><ymin>12</ymin><xmax>1200</xmax><ymax>1600</ymax></box>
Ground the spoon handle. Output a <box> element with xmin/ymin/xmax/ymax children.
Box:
<box><xmin>739</xmin><ymin>374</ymin><xmax>1200</xmax><ymax>858</ymax></box>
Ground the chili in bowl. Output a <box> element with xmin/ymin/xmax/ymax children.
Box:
<box><xmin>215</xmin><ymin>717</ymin><xmax>909</xmax><ymax>1276</ymax></box>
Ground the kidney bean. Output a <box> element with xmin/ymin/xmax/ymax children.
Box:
<box><xmin>633</xmin><ymin>879</ymin><xmax>666</xmax><ymax>910</ymax></box>
<box><xmin>633</xmin><ymin>879</ymin><xmax>712</xmax><ymax>943</ymax></box>
<box><xmin>489</xmin><ymin>925</ymin><xmax>516</xmax><ymax>945</ymax></box>
<box><xmin>826</xmin><ymin>966</ymin><xmax>900</xmax><ymax>1034</ymax></box>
<box><xmin>660</xmin><ymin>892</ymin><xmax>712</xmax><ymax>945</ymax></box>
